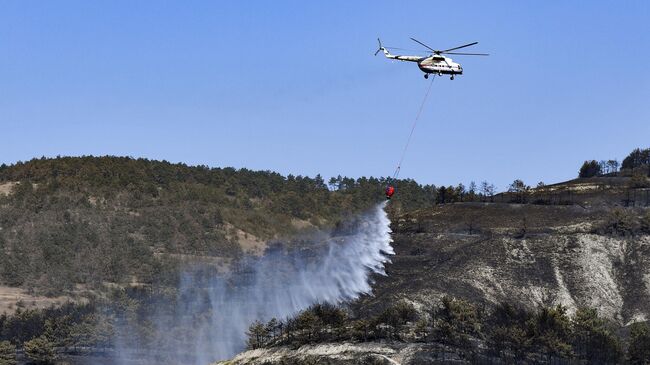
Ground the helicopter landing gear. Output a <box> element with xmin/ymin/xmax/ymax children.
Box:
<box><xmin>450</xmin><ymin>75</ymin><xmax>455</xmax><ymax>80</ymax></box>
<box><xmin>424</xmin><ymin>73</ymin><xmax>429</xmax><ymax>79</ymax></box>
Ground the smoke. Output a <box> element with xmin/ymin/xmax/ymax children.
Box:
<box><xmin>113</xmin><ymin>202</ymin><xmax>393</xmax><ymax>364</ymax></box>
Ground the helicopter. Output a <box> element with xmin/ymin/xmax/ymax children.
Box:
<box><xmin>375</xmin><ymin>38</ymin><xmax>488</xmax><ymax>80</ymax></box>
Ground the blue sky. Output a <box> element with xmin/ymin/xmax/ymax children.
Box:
<box><xmin>1</xmin><ymin>1</ymin><xmax>649</xmax><ymax>189</ymax></box>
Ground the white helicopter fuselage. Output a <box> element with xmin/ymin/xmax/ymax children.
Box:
<box><xmin>417</xmin><ymin>55</ymin><xmax>462</xmax><ymax>75</ymax></box>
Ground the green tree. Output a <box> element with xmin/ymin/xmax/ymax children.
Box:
<box><xmin>456</xmin><ymin>183</ymin><xmax>466</xmax><ymax>200</ymax></box>
<box><xmin>351</xmin><ymin>319</ymin><xmax>372</xmax><ymax>342</ymax></box>
<box><xmin>579</xmin><ymin>160</ymin><xmax>602</xmax><ymax>178</ymax></box>
<box><xmin>508</xmin><ymin>179</ymin><xmax>528</xmax><ymax>193</ymax></box>
<box><xmin>313</xmin><ymin>174</ymin><xmax>327</xmax><ymax>190</ymax></box>
<box><xmin>24</xmin><ymin>336</ymin><xmax>57</xmax><ymax>365</ymax></box>
<box><xmin>309</xmin><ymin>303</ymin><xmax>347</xmax><ymax>339</ymax></box>
<box><xmin>622</xmin><ymin>148</ymin><xmax>650</xmax><ymax>171</ymax></box>
<box><xmin>627</xmin><ymin>322</ymin><xmax>650</xmax><ymax>365</ymax></box>
<box><xmin>3</xmin><ymin>309</ymin><xmax>45</xmax><ymax>345</ymax></box>
<box><xmin>0</xmin><ymin>341</ymin><xmax>17</xmax><ymax>365</ymax></box>
<box><xmin>67</xmin><ymin>314</ymin><xmax>114</xmax><ymax>350</ymax></box>
<box><xmin>376</xmin><ymin>301</ymin><xmax>417</xmax><ymax>340</ymax></box>
<box><xmin>467</xmin><ymin>181</ymin><xmax>478</xmax><ymax>201</ymax></box>
<box><xmin>328</xmin><ymin>175</ymin><xmax>341</xmax><ymax>190</ymax></box>
<box><xmin>490</xmin><ymin>325</ymin><xmax>531</xmax><ymax>360</ymax></box>
<box><xmin>436</xmin><ymin>186</ymin><xmax>448</xmax><ymax>204</ymax></box>
<box><xmin>571</xmin><ymin>307</ymin><xmax>622</xmax><ymax>363</ymax></box>
<box><xmin>246</xmin><ymin>320</ymin><xmax>268</xmax><ymax>349</ymax></box>
<box><xmin>488</xmin><ymin>302</ymin><xmax>533</xmax><ymax>360</ymax></box>
<box><xmin>265</xmin><ymin>318</ymin><xmax>279</xmax><ymax>342</ymax></box>
<box><xmin>530</xmin><ymin>305</ymin><xmax>573</xmax><ymax>359</ymax></box>
<box><xmin>439</xmin><ymin>297</ymin><xmax>481</xmax><ymax>335</ymax></box>
<box><xmin>295</xmin><ymin>310</ymin><xmax>320</xmax><ymax>343</ymax></box>
<box><xmin>432</xmin><ymin>296</ymin><xmax>481</xmax><ymax>347</ymax></box>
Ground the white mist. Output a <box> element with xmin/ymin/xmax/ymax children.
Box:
<box><xmin>115</xmin><ymin>202</ymin><xmax>393</xmax><ymax>364</ymax></box>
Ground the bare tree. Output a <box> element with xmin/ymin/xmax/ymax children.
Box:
<box><xmin>599</xmin><ymin>160</ymin><xmax>609</xmax><ymax>174</ymax></box>
<box><xmin>607</xmin><ymin>160</ymin><xmax>619</xmax><ymax>175</ymax></box>
<box><xmin>468</xmin><ymin>181</ymin><xmax>477</xmax><ymax>194</ymax></box>
<box><xmin>480</xmin><ymin>181</ymin><xmax>496</xmax><ymax>202</ymax></box>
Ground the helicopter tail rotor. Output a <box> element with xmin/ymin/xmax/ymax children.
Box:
<box><xmin>374</xmin><ymin>38</ymin><xmax>384</xmax><ymax>56</ymax></box>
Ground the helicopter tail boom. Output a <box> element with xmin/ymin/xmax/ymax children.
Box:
<box><xmin>375</xmin><ymin>38</ymin><xmax>421</xmax><ymax>62</ymax></box>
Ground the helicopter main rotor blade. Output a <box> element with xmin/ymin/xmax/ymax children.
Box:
<box><xmin>440</xmin><ymin>42</ymin><xmax>479</xmax><ymax>53</ymax></box>
<box><xmin>444</xmin><ymin>52</ymin><xmax>489</xmax><ymax>56</ymax></box>
<box><xmin>385</xmin><ymin>46</ymin><xmax>428</xmax><ymax>52</ymax></box>
<box><xmin>409</xmin><ymin>37</ymin><xmax>437</xmax><ymax>53</ymax></box>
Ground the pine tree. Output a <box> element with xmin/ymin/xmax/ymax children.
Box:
<box><xmin>24</xmin><ymin>336</ymin><xmax>57</xmax><ymax>365</ymax></box>
<box><xmin>622</xmin><ymin>148</ymin><xmax>650</xmax><ymax>170</ymax></box>
<box><xmin>508</xmin><ymin>179</ymin><xmax>528</xmax><ymax>193</ymax></box>
<box><xmin>0</xmin><ymin>341</ymin><xmax>17</xmax><ymax>365</ymax></box>
<box><xmin>571</xmin><ymin>307</ymin><xmax>622</xmax><ymax>363</ymax></box>
<box><xmin>579</xmin><ymin>160</ymin><xmax>602</xmax><ymax>178</ymax></box>
<box><xmin>246</xmin><ymin>320</ymin><xmax>268</xmax><ymax>349</ymax></box>
<box><xmin>627</xmin><ymin>322</ymin><xmax>650</xmax><ymax>365</ymax></box>
<box><xmin>265</xmin><ymin>318</ymin><xmax>279</xmax><ymax>341</ymax></box>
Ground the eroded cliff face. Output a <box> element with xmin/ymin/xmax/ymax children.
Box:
<box><xmin>219</xmin><ymin>187</ymin><xmax>650</xmax><ymax>365</ymax></box>
<box><xmin>216</xmin><ymin>342</ymin><xmax>476</xmax><ymax>365</ymax></box>
<box><xmin>361</xmin><ymin>203</ymin><xmax>650</xmax><ymax>325</ymax></box>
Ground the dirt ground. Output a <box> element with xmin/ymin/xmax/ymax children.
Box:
<box><xmin>0</xmin><ymin>181</ymin><xmax>17</xmax><ymax>196</ymax></box>
<box><xmin>0</xmin><ymin>286</ymin><xmax>73</xmax><ymax>315</ymax></box>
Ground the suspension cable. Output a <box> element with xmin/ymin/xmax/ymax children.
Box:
<box><xmin>391</xmin><ymin>75</ymin><xmax>436</xmax><ymax>181</ymax></box>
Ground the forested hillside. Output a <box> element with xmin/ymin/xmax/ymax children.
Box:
<box><xmin>1</xmin><ymin>151</ymin><xmax>649</xmax><ymax>364</ymax></box>
<box><xmin>0</xmin><ymin>156</ymin><xmax>435</xmax><ymax>294</ymax></box>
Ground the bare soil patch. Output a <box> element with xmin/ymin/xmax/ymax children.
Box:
<box><xmin>0</xmin><ymin>181</ymin><xmax>17</xmax><ymax>196</ymax></box>
<box><xmin>0</xmin><ymin>286</ymin><xmax>73</xmax><ymax>315</ymax></box>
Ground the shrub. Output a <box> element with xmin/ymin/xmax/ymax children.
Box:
<box><xmin>629</xmin><ymin>172</ymin><xmax>650</xmax><ymax>188</ymax></box>
<box><xmin>375</xmin><ymin>301</ymin><xmax>418</xmax><ymax>340</ymax></box>
<box><xmin>596</xmin><ymin>208</ymin><xmax>640</xmax><ymax>236</ymax></box>
<box><xmin>641</xmin><ymin>211</ymin><xmax>650</xmax><ymax>234</ymax></box>
<box><xmin>627</xmin><ymin>322</ymin><xmax>650</xmax><ymax>364</ymax></box>
<box><xmin>24</xmin><ymin>336</ymin><xmax>57</xmax><ymax>365</ymax></box>
<box><xmin>0</xmin><ymin>341</ymin><xmax>17</xmax><ymax>365</ymax></box>
<box><xmin>627</xmin><ymin>322</ymin><xmax>650</xmax><ymax>365</ymax></box>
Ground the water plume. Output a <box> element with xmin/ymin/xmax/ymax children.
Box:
<box><xmin>114</xmin><ymin>201</ymin><xmax>393</xmax><ymax>364</ymax></box>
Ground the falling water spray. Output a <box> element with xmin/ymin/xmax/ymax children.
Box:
<box><xmin>114</xmin><ymin>201</ymin><xmax>393</xmax><ymax>364</ymax></box>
